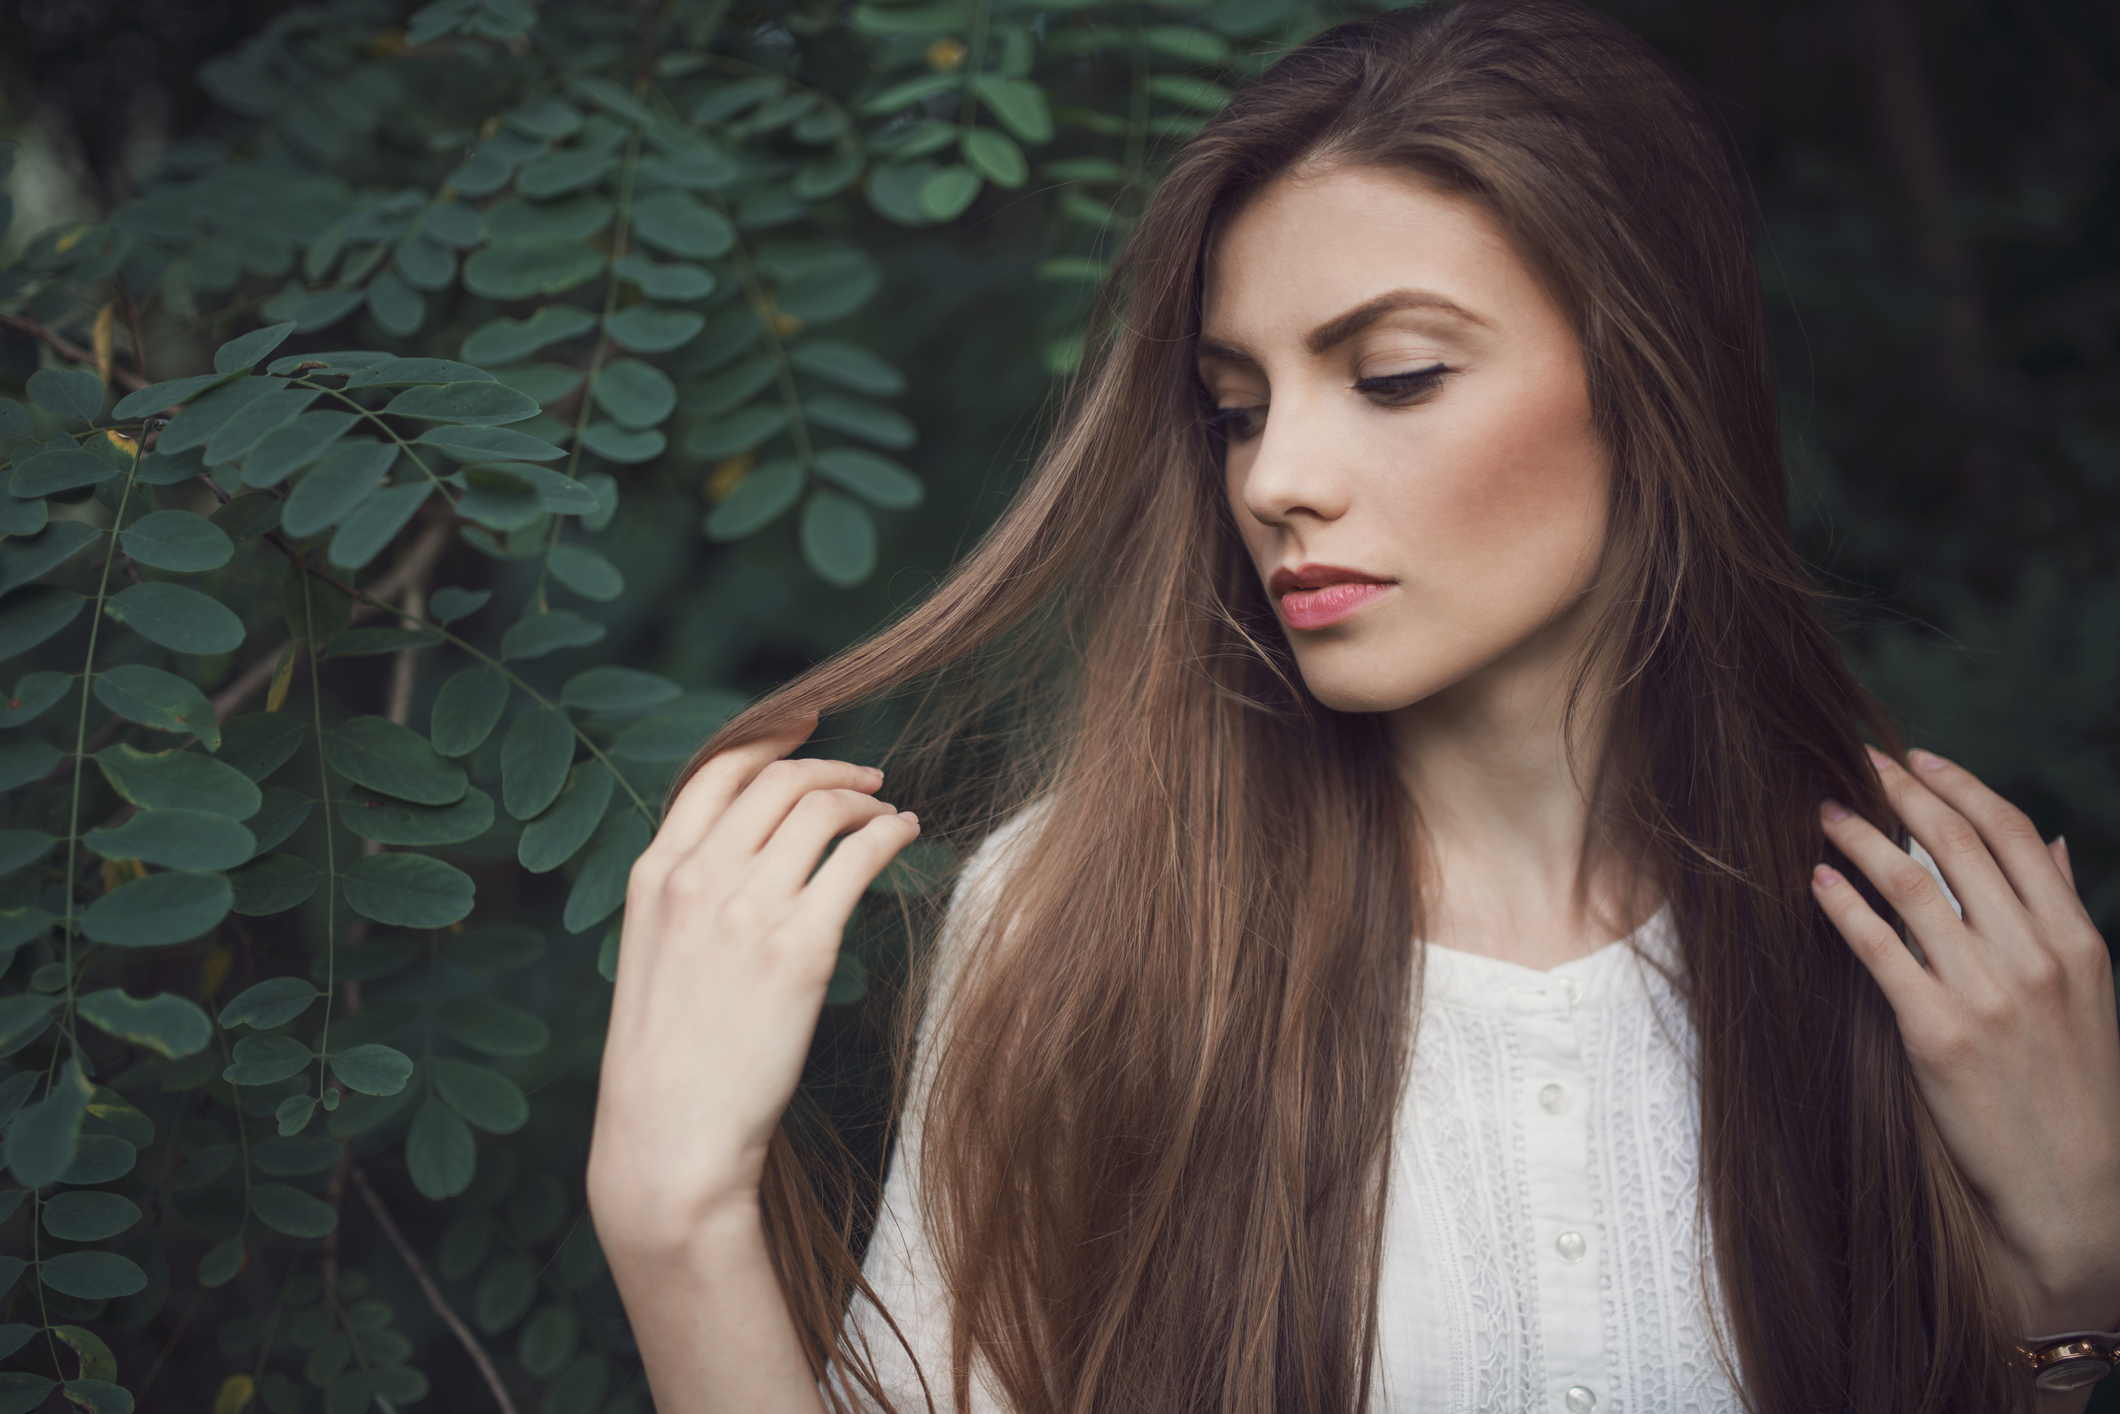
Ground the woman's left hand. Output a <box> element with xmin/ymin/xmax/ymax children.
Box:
<box><xmin>1816</xmin><ymin>745</ymin><xmax>2120</xmax><ymax>1335</ymax></box>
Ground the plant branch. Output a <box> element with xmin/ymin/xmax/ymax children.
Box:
<box><xmin>350</xmin><ymin>1164</ymin><xmax>524</xmax><ymax>1414</ymax></box>
<box><xmin>0</xmin><ymin>311</ymin><xmax>150</xmax><ymax>391</ymax></box>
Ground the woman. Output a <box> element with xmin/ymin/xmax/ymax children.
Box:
<box><xmin>586</xmin><ymin>2</ymin><xmax>2120</xmax><ymax>1410</ymax></box>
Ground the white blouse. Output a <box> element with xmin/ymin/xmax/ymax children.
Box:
<box><xmin>852</xmin><ymin>818</ymin><xmax>1758</xmax><ymax>1413</ymax></box>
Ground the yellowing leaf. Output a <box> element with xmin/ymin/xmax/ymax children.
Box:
<box><xmin>214</xmin><ymin>1372</ymin><xmax>256</xmax><ymax>1414</ymax></box>
<box><xmin>266</xmin><ymin>644</ymin><xmax>300</xmax><ymax>713</ymax></box>
<box><xmin>105</xmin><ymin>430</ymin><xmax>137</xmax><ymax>455</ymax></box>
<box><xmin>99</xmin><ymin>856</ymin><xmax>147</xmax><ymax>892</ymax></box>
<box><xmin>927</xmin><ymin>37</ymin><xmax>967</xmax><ymax>70</ymax></box>
<box><xmin>93</xmin><ymin>303</ymin><xmax>117</xmax><ymax>389</ymax></box>
<box><xmin>706</xmin><ymin>452</ymin><xmax>755</xmax><ymax>504</ymax></box>
<box><xmin>203</xmin><ymin>944</ymin><xmax>235</xmax><ymax>999</ymax></box>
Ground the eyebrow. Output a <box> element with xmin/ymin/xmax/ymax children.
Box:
<box><xmin>1196</xmin><ymin>287</ymin><xmax>1491</xmax><ymax>364</ymax></box>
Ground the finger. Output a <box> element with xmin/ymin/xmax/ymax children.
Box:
<box><xmin>2051</xmin><ymin>836</ymin><xmax>2075</xmax><ymax>891</ymax></box>
<box><xmin>793</xmin><ymin>811</ymin><xmax>922</xmax><ymax>932</ymax></box>
<box><xmin>1862</xmin><ymin>747</ymin><xmax>2018</xmax><ymax>930</ymax></box>
<box><xmin>704</xmin><ymin>756</ymin><xmax>885</xmax><ymax>859</ymax></box>
<box><xmin>1813</xmin><ymin>862</ymin><xmax>1936</xmax><ymax>1010</ymax></box>
<box><xmin>748</xmin><ymin>788</ymin><xmax>900</xmax><ymax>898</ymax></box>
<box><xmin>647</xmin><ymin>716</ymin><xmax>817</xmax><ymax>866</ymax></box>
<box><xmin>1821</xmin><ymin>798</ymin><xmax>1977</xmax><ymax>977</ymax></box>
<box><xmin>1900</xmin><ymin>748</ymin><xmax>2076</xmax><ymax>921</ymax></box>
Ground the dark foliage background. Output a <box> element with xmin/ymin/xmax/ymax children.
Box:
<box><xmin>0</xmin><ymin>0</ymin><xmax>2114</xmax><ymax>1411</ymax></box>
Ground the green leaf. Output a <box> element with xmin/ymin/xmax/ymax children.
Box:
<box><xmin>342</xmin><ymin>852</ymin><xmax>475</xmax><ymax>927</ymax></box>
<box><xmin>565</xmin><ymin>813</ymin><xmax>651</xmax><ymax>933</ymax></box>
<box><xmin>214</xmin><ymin>321</ymin><xmax>298</xmax><ymax>374</ymax></box>
<box><xmin>383</xmin><ymin>382</ymin><xmax>541</xmax><ymax>425</ymax></box>
<box><xmin>416</xmin><ymin>425</ymin><xmax>567</xmax><ymax>462</ymax></box>
<box><xmin>814</xmin><ymin>447</ymin><xmax>925</xmax><ymax>509</ymax></box>
<box><xmin>611</xmin><ymin>254</ymin><xmax>715</xmax><ymax>301</ymax></box>
<box><xmin>501</xmin><ymin>708</ymin><xmax>574</xmax><ymax>820</ymax></box>
<box><xmin>433</xmin><ymin>1058</ymin><xmax>529</xmax><ymax>1134</ymax></box>
<box><xmin>0</xmin><ymin>585</ymin><xmax>84</xmax><ymax>660</ymax></box>
<box><xmin>204</xmin><ymin>387</ymin><xmax>321</xmax><ymax>466</ymax></box>
<box><xmin>25</xmin><ymin>367</ymin><xmax>104</xmax><ymax>423</ymax></box>
<box><xmin>82</xmin><ymin>870</ymin><xmax>232</xmax><ymax>946</ymax></box>
<box><xmin>6</xmin><ymin>1059</ymin><xmax>89</xmax><ymax>1186</ymax></box>
<box><xmin>252</xmin><ymin>1183</ymin><xmax>338</xmax><ymax>1239</ymax></box>
<box><xmin>394</xmin><ymin>233</ymin><xmax>457</xmax><ymax>291</ymax></box>
<box><xmin>578</xmin><ymin>422</ymin><xmax>664</xmax><ymax>463</ymax></box>
<box><xmin>0</xmin><ymin>994</ymin><xmax>57</xmax><ymax>1053</ymax></box>
<box><xmin>689</xmin><ymin>354</ymin><xmax>775</xmax><ymax>418</ymax></box>
<box><xmin>281</xmin><ymin>439</ymin><xmax>394</xmax><ymax>537</ymax></box>
<box><xmin>0</xmin><ymin>671</ymin><xmax>69</xmax><ymax>727</ymax></box>
<box><xmin>962</xmin><ymin>127</ymin><xmax>1028</xmax><ymax>188</ymax></box>
<box><xmin>443</xmin><ymin>925</ymin><xmax>545</xmax><ymax>972</ymax></box>
<box><xmin>461</xmin><ymin>237</ymin><xmax>604</xmax><ymax>300</ymax></box>
<box><xmin>0</xmin><ymin>739</ymin><xmax>59</xmax><ymax>790</ymax></box>
<box><xmin>517</xmin><ymin>1303</ymin><xmax>580</xmax><ymax>1380</ymax></box>
<box><xmin>506</xmin><ymin>96</ymin><xmax>582</xmax><ymax>140</ymax></box>
<box><xmin>460</xmin><ymin>306</ymin><xmax>599</xmax><ymax>367</ymax></box>
<box><xmin>366</xmin><ymin>271</ymin><xmax>426</xmax><ymax>335</ymax></box>
<box><xmin>1147</xmin><ymin>73</ymin><xmax>1234</xmax><ymax>112</ymax></box>
<box><xmin>705</xmin><ymin>456</ymin><xmax>803</xmax><ymax>540</ymax></box>
<box><xmin>246</xmin><ymin>786</ymin><xmax>311</xmax><ymax>852</ymax></box>
<box><xmin>328</xmin><ymin>481</ymin><xmax>433</xmax><ymax>570</ymax></box>
<box><xmin>592</xmin><ymin>358</ymin><xmax>677</xmax><ymax>429</ymax></box>
<box><xmin>788</xmin><ymin>340</ymin><xmax>905</xmax><ymax>397</ymax></box>
<box><xmin>9</xmin><ymin>446</ymin><xmax>118</xmax><ymax>497</ymax></box>
<box><xmin>604</xmin><ymin>306</ymin><xmax>705</xmax><ymax>355</ymax></box>
<box><xmin>0</xmin><ymin>1374</ymin><xmax>55</xmax><ymax>1414</ymax></box>
<box><xmin>560</xmin><ymin>666</ymin><xmax>680</xmax><ymax>714</ymax></box>
<box><xmin>339</xmin><ymin>785</ymin><xmax>495</xmax><ymax>846</ymax></box>
<box><xmin>0</xmin><ymin>1326</ymin><xmax>29</xmax><ymax>1364</ymax></box>
<box><xmin>609</xmin><ymin>691</ymin><xmax>742</xmax><ymax>761</ymax></box>
<box><xmin>519</xmin><ymin>762</ymin><xmax>613</xmax><ymax>873</ymax></box>
<box><xmin>801</xmin><ymin>489</ymin><xmax>877</xmax><ymax>587</ymax></box>
<box><xmin>76</xmin><ymin>989</ymin><xmax>212</xmax><ymax>1059</ymax></box>
<box><xmin>62</xmin><ymin>1379</ymin><xmax>132</xmax><ymax>1414</ymax></box>
<box><xmin>40</xmin><ymin>1252</ymin><xmax>147</xmax><ymax>1300</ymax></box>
<box><xmin>156</xmin><ymin>376</ymin><xmax>287</xmax><ymax>456</ymax></box>
<box><xmin>42</xmin><ymin>1191</ymin><xmax>141</xmax><ymax>1241</ymax></box>
<box><xmin>487</xmin><ymin>362</ymin><xmax>583</xmax><ymax>405</ymax></box>
<box><xmin>406</xmin><ymin>1097</ymin><xmax>476</xmax><ymax>1199</ymax></box>
<box><xmin>518</xmin><ymin>147</ymin><xmax>617</xmax><ymax>199</ymax></box>
<box><xmin>272</xmin><ymin>1097</ymin><xmax>318</xmax><ymax>1138</ymax></box>
<box><xmin>630</xmin><ymin>190</ymin><xmax>734</xmax><ymax>259</ymax></box>
<box><xmin>431</xmin><ymin>666</ymin><xmax>508</xmax><ymax>757</ymax></box>
<box><xmin>241</xmin><ymin>411</ymin><xmax>358</xmax><ymax>487</ymax></box>
<box><xmin>546</xmin><ymin>545</ymin><xmax>623</xmax><ymax>601</ymax></box>
<box><xmin>437</xmin><ymin>997</ymin><xmax>550</xmax><ymax>1057</ymax></box>
<box><xmin>223</xmin><ymin>1033</ymin><xmax>314</xmax><ymax>1086</ymax></box>
<box><xmin>196</xmin><ymin>1238</ymin><xmax>245</xmax><ymax>1289</ymax></box>
<box><xmin>806</xmin><ymin>394</ymin><xmax>916</xmax><ymax>449</ymax></box>
<box><xmin>474</xmin><ymin>1257</ymin><xmax>536</xmax><ymax>1333</ymax></box>
<box><xmin>105</xmin><ymin>580</ymin><xmax>246</xmax><ymax>654</ymax></box>
<box><xmin>430</xmin><ymin>588</ymin><xmax>491</xmax><ymax>623</ymax></box>
<box><xmin>0</xmin><ymin>493</ymin><xmax>48</xmax><ymax>537</ymax></box>
<box><xmin>217</xmin><ymin>712</ymin><xmax>305</xmax><ymax>781</ymax></box>
<box><xmin>683</xmin><ymin>405</ymin><xmax>786</xmax><ymax>459</ymax></box>
<box><xmin>119</xmin><ymin>509</ymin><xmax>234</xmax><ymax>571</ymax></box>
<box><xmin>0</xmin><ymin>520</ymin><xmax>93</xmax><ymax>600</ymax></box>
<box><xmin>220</xmin><ymin>976</ymin><xmax>321</xmax><ymax>1030</ymax></box>
<box><xmin>84</xmin><ymin>809</ymin><xmax>254</xmax><ymax>871</ymax></box>
<box><xmin>330</xmin><ymin>1044</ymin><xmax>414</xmax><ymax>1096</ymax></box>
<box><xmin>92</xmin><ymin>663</ymin><xmax>222</xmax><ymax>748</ymax></box>
<box><xmin>282</xmin><ymin>564</ymin><xmax>353</xmax><ymax>647</ymax></box>
<box><xmin>344</xmin><ymin>357</ymin><xmax>498</xmax><ymax>389</ymax></box>
<box><xmin>0</xmin><ymin>908</ymin><xmax>53</xmax><ymax>952</ymax></box>
<box><xmin>421</xmin><ymin>200</ymin><xmax>484</xmax><ymax>247</ymax></box>
<box><xmin>212</xmin><ymin>492</ymin><xmax>282</xmax><ymax>541</ymax></box>
<box><xmin>0</xmin><ymin>396</ymin><xmax>25</xmax><ymax>437</ymax></box>
<box><xmin>96</xmin><ymin>743</ymin><xmax>262</xmax><ymax>816</ymax></box>
<box><xmin>0</xmin><ymin>829</ymin><xmax>51</xmax><ymax>876</ymax></box>
<box><xmin>229</xmin><ymin>853</ymin><xmax>321</xmax><ymax>916</ymax></box>
<box><xmin>60</xmin><ymin>1136</ymin><xmax>133</xmax><ymax>1186</ymax></box>
<box><xmin>972</xmin><ymin>74</ymin><xmax>1055</xmax><ymax>142</ymax></box>
<box><xmin>858</xmin><ymin>71</ymin><xmax>962</xmax><ymax>117</ymax></box>
<box><xmin>772</xmin><ymin>250</ymin><xmax>880</xmax><ymax>322</ymax></box>
<box><xmin>325</xmin><ymin>716</ymin><xmax>468</xmax><ymax>805</ymax></box>
<box><xmin>500</xmin><ymin>609</ymin><xmax>605</xmax><ymax>660</ymax></box>
<box><xmin>112</xmin><ymin>371</ymin><xmax>238</xmax><ymax>419</ymax></box>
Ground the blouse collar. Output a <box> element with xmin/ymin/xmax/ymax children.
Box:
<box><xmin>1418</xmin><ymin>905</ymin><xmax>1681</xmax><ymax>1015</ymax></box>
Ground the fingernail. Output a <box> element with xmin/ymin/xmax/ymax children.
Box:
<box><xmin>1821</xmin><ymin>800</ymin><xmax>1850</xmax><ymax>823</ymax></box>
<box><xmin>865</xmin><ymin>766</ymin><xmax>885</xmax><ymax>782</ymax></box>
<box><xmin>1864</xmin><ymin>745</ymin><xmax>1892</xmax><ymax>769</ymax></box>
<box><xmin>1910</xmin><ymin>748</ymin><xmax>1947</xmax><ymax>771</ymax></box>
<box><xmin>1814</xmin><ymin>864</ymin><xmax>1842</xmax><ymax>887</ymax></box>
<box><xmin>898</xmin><ymin>811</ymin><xmax>919</xmax><ymax>824</ymax></box>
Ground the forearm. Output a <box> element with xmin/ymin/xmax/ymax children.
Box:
<box><xmin>606</xmin><ymin>1198</ymin><xmax>830</xmax><ymax>1414</ymax></box>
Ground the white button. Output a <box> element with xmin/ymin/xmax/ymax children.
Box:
<box><xmin>1538</xmin><ymin>1083</ymin><xmax>1568</xmax><ymax>1114</ymax></box>
<box><xmin>1565</xmin><ymin>1387</ymin><xmax>1597</xmax><ymax>1413</ymax></box>
<box><xmin>1555</xmin><ymin>1230</ymin><xmax>1587</xmax><ymax>1263</ymax></box>
<box><xmin>1559</xmin><ymin>976</ymin><xmax>1582</xmax><ymax>1007</ymax></box>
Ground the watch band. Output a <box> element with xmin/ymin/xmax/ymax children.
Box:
<box><xmin>2022</xmin><ymin>1331</ymin><xmax>2120</xmax><ymax>1392</ymax></box>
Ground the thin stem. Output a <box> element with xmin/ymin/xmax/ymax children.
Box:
<box><xmin>0</xmin><ymin>311</ymin><xmax>149</xmax><ymax>392</ymax></box>
<box><xmin>292</xmin><ymin>380</ymin><xmax>459</xmax><ymax>501</ymax></box>
<box><xmin>307</xmin><ymin>585</ymin><xmax>343</xmax><ymax>1097</ymax></box>
<box><xmin>960</xmin><ymin>0</ymin><xmax>995</xmax><ymax>131</ymax></box>
<box><xmin>718</xmin><ymin>212</ymin><xmax>817</xmax><ymax>473</ymax></box>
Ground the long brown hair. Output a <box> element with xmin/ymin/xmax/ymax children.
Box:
<box><xmin>688</xmin><ymin>1</ymin><xmax>2023</xmax><ymax>1408</ymax></box>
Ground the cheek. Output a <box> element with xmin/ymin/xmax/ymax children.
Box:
<box><xmin>1399</xmin><ymin>379</ymin><xmax>1604</xmax><ymax>569</ymax></box>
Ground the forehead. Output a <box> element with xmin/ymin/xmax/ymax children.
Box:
<box><xmin>1200</xmin><ymin>164</ymin><xmax>1531</xmax><ymax>349</ymax></box>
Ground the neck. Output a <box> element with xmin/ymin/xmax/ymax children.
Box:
<box><xmin>1387</xmin><ymin>601</ymin><xmax>1646</xmax><ymax>970</ymax></box>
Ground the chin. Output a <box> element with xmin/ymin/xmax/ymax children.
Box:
<box><xmin>1290</xmin><ymin>644</ymin><xmax>1460</xmax><ymax>716</ymax></box>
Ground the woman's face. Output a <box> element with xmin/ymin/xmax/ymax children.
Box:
<box><xmin>1201</xmin><ymin>163</ymin><xmax>1610</xmax><ymax>715</ymax></box>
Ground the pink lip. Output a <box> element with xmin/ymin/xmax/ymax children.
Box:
<box><xmin>1279</xmin><ymin>580</ymin><xmax>1393</xmax><ymax>629</ymax></box>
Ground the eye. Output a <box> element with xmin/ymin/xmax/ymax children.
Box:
<box><xmin>1355</xmin><ymin>363</ymin><xmax>1448</xmax><ymax>404</ymax></box>
<box><xmin>1205</xmin><ymin>403</ymin><xmax>1266</xmax><ymax>443</ymax></box>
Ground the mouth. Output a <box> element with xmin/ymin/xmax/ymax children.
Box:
<box><xmin>1266</xmin><ymin>563</ymin><xmax>1396</xmax><ymax>631</ymax></box>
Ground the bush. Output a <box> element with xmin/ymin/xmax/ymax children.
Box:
<box><xmin>0</xmin><ymin>0</ymin><xmax>1395</xmax><ymax>1408</ymax></box>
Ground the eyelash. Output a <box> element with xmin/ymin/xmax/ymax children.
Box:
<box><xmin>1204</xmin><ymin>363</ymin><xmax>1450</xmax><ymax>441</ymax></box>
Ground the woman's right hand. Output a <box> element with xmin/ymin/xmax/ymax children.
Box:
<box><xmin>587</xmin><ymin>715</ymin><xmax>921</xmax><ymax>1255</ymax></box>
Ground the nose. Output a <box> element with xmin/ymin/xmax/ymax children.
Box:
<box><xmin>1232</xmin><ymin>391</ymin><xmax>1353</xmax><ymax>528</ymax></box>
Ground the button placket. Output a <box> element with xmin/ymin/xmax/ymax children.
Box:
<box><xmin>1516</xmin><ymin>988</ymin><xmax>1604</xmax><ymax>1414</ymax></box>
